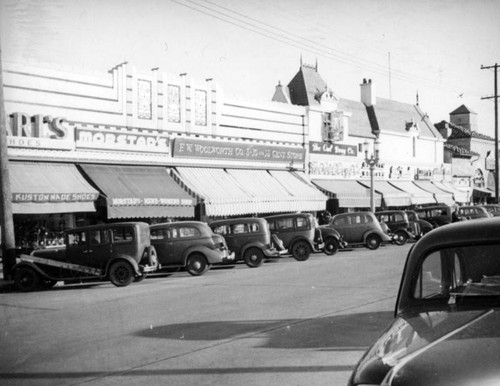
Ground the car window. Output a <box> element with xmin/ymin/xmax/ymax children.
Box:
<box><xmin>175</xmin><ymin>226</ymin><xmax>201</xmax><ymax>239</ymax></box>
<box><xmin>233</xmin><ymin>224</ymin><xmax>248</xmax><ymax>234</ymax></box>
<box><xmin>67</xmin><ymin>230</ymin><xmax>86</xmax><ymax>246</ymax></box>
<box><xmin>333</xmin><ymin>216</ymin><xmax>348</xmax><ymax>227</ymax></box>
<box><xmin>89</xmin><ymin>229</ymin><xmax>110</xmax><ymax>245</ymax></box>
<box><xmin>394</xmin><ymin>213</ymin><xmax>403</xmax><ymax>221</ymax></box>
<box><xmin>212</xmin><ymin>225</ymin><xmax>230</xmax><ymax>235</ymax></box>
<box><xmin>363</xmin><ymin>215</ymin><xmax>373</xmax><ymax>224</ymax></box>
<box><xmin>276</xmin><ymin>218</ymin><xmax>294</xmax><ymax>230</ymax></box>
<box><xmin>111</xmin><ymin>226</ymin><xmax>134</xmax><ymax>243</ymax></box>
<box><xmin>414</xmin><ymin>244</ymin><xmax>500</xmax><ymax>300</ymax></box>
<box><xmin>151</xmin><ymin>228</ymin><xmax>169</xmax><ymax>240</ymax></box>
<box><xmin>249</xmin><ymin>222</ymin><xmax>260</xmax><ymax>233</ymax></box>
<box><xmin>295</xmin><ymin>217</ymin><xmax>308</xmax><ymax>229</ymax></box>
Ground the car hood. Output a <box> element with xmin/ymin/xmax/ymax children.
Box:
<box><xmin>350</xmin><ymin>308</ymin><xmax>500</xmax><ymax>386</ymax></box>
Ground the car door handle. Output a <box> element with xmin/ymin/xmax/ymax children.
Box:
<box><xmin>84</xmin><ymin>250</ymin><xmax>93</xmax><ymax>253</ymax></box>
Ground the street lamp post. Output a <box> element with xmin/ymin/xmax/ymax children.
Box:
<box><xmin>364</xmin><ymin>138</ymin><xmax>380</xmax><ymax>213</ymax></box>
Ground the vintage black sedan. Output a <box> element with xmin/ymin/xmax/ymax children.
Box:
<box><xmin>348</xmin><ymin>217</ymin><xmax>500</xmax><ymax>386</ymax></box>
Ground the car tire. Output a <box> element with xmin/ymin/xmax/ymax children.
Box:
<box><xmin>244</xmin><ymin>247</ymin><xmax>264</xmax><ymax>268</ymax></box>
<box><xmin>394</xmin><ymin>231</ymin><xmax>408</xmax><ymax>246</ymax></box>
<box><xmin>366</xmin><ymin>234</ymin><xmax>381</xmax><ymax>250</ymax></box>
<box><xmin>14</xmin><ymin>266</ymin><xmax>41</xmax><ymax>292</ymax></box>
<box><xmin>109</xmin><ymin>261</ymin><xmax>135</xmax><ymax>287</ymax></box>
<box><xmin>291</xmin><ymin>240</ymin><xmax>311</xmax><ymax>261</ymax></box>
<box><xmin>186</xmin><ymin>253</ymin><xmax>210</xmax><ymax>276</ymax></box>
<box><xmin>323</xmin><ymin>238</ymin><xmax>340</xmax><ymax>255</ymax></box>
<box><xmin>134</xmin><ymin>267</ymin><xmax>147</xmax><ymax>283</ymax></box>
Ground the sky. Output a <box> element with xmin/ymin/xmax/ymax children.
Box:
<box><xmin>1</xmin><ymin>0</ymin><xmax>500</xmax><ymax>137</ymax></box>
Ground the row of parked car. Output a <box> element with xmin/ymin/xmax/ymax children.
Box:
<box><xmin>12</xmin><ymin>203</ymin><xmax>500</xmax><ymax>292</ymax></box>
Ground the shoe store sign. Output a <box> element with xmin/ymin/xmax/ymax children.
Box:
<box><xmin>173</xmin><ymin>138</ymin><xmax>305</xmax><ymax>163</ymax></box>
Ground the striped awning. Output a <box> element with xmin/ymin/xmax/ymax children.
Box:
<box><xmin>312</xmin><ymin>179</ymin><xmax>381</xmax><ymax>208</ymax></box>
<box><xmin>433</xmin><ymin>181</ymin><xmax>469</xmax><ymax>203</ymax></box>
<box><xmin>358</xmin><ymin>180</ymin><xmax>412</xmax><ymax>207</ymax></box>
<box><xmin>10</xmin><ymin>162</ymin><xmax>99</xmax><ymax>214</ymax></box>
<box><xmin>174</xmin><ymin>167</ymin><xmax>327</xmax><ymax>217</ymax></box>
<box><xmin>413</xmin><ymin>180</ymin><xmax>455</xmax><ymax>206</ymax></box>
<box><xmin>389</xmin><ymin>181</ymin><xmax>436</xmax><ymax>205</ymax></box>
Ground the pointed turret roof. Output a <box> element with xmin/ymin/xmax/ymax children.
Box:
<box><xmin>287</xmin><ymin>62</ymin><xmax>327</xmax><ymax>106</ymax></box>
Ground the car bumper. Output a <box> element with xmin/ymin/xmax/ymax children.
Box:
<box><xmin>221</xmin><ymin>251</ymin><xmax>236</xmax><ymax>263</ymax></box>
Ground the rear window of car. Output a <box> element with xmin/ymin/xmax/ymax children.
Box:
<box><xmin>175</xmin><ymin>226</ymin><xmax>201</xmax><ymax>239</ymax></box>
<box><xmin>67</xmin><ymin>230</ymin><xmax>86</xmax><ymax>246</ymax></box>
<box><xmin>111</xmin><ymin>226</ymin><xmax>134</xmax><ymax>243</ymax></box>
<box><xmin>89</xmin><ymin>229</ymin><xmax>110</xmax><ymax>245</ymax></box>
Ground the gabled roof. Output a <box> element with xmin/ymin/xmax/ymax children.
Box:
<box><xmin>287</xmin><ymin>64</ymin><xmax>328</xmax><ymax>106</ymax></box>
<box><xmin>444</xmin><ymin>143</ymin><xmax>479</xmax><ymax>157</ymax></box>
<box><xmin>337</xmin><ymin>98</ymin><xmax>374</xmax><ymax>138</ymax></box>
<box><xmin>369</xmin><ymin>98</ymin><xmax>441</xmax><ymax>139</ymax></box>
<box><xmin>450</xmin><ymin>104</ymin><xmax>476</xmax><ymax>115</ymax></box>
<box><xmin>436</xmin><ymin>120</ymin><xmax>495</xmax><ymax>141</ymax></box>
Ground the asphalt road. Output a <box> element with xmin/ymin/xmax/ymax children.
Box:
<box><xmin>0</xmin><ymin>243</ymin><xmax>412</xmax><ymax>386</ymax></box>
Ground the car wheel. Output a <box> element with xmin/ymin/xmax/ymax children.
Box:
<box><xmin>323</xmin><ymin>238</ymin><xmax>339</xmax><ymax>255</ymax></box>
<box><xmin>134</xmin><ymin>266</ymin><xmax>147</xmax><ymax>283</ymax></box>
<box><xmin>394</xmin><ymin>231</ymin><xmax>408</xmax><ymax>246</ymax></box>
<box><xmin>186</xmin><ymin>253</ymin><xmax>210</xmax><ymax>276</ymax></box>
<box><xmin>40</xmin><ymin>279</ymin><xmax>58</xmax><ymax>289</ymax></box>
<box><xmin>244</xmin><ymin>247</ymin><xmax>264</xmax><ymax>268</ymax></box>
<box><xmin>14</xmin><ymin>266</ymin><xmax>41</xmax><ymax>292</ymax></box>
<box><xmin>291</xmin><ymin>240</ymin><xmax>311</xmax><ymax>261</ymax></box>
<box><xmin>109</xmin><ymin>261</ymin><xmax>135</xmax><ymax>287</ymax></box>
<box><xmin>366</xmin><ymin>234</ymin><xmax>381</xmax><ymax>250</ymax></box>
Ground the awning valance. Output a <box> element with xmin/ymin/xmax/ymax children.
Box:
<box><xmin>389</xmin><ymin>181</ymin><xmax>436</xmax><ymax>205</ymax></box>
<box><xmin>80</xmin><ymin>165</ymin><xmax>195</xmax><ymax>219</ymax></box>
<box><xmin>433</xmin><ymin>181</ymin><xmax>469</xmax><ymax>203</ymax></box>
<box><xmin>413</xmin><ymin>180</ymin><xmax>455</xmax><ymax>206</ymax></box>
<box><xmin>10</xmin><ymin>161</ymin><xmax>99</xmax><ymax>214</ymax></box>
<box><xmin>312</xmin><ymin>179</ymin><xmax>381</xmax><ymax>208</ymax></box>
<box><xmin>173</xmin><ymin>168</ymin><xmax>326</xmax><ymax>216</ymax></box>
<box><xmin>358</xmin><ymin>180</ymin><xmax>412</xmax><ymax>207</ymax></box>
<box><xmin>473</xmin><ymin>187</ymin><xmax>494</xmax><ymax>197</ymax></box>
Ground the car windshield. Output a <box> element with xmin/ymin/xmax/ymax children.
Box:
<box><xmin>414</xmin><ymin>243</ymin><xmax>500</xmax><ymax>302</ymax></box>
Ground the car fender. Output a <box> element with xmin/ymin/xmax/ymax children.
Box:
<box><xmin>362</xmin><ymin>230</ymin><xmax>390</xmax><ymax>243</ymax></box>
<box><xmin>105</xmin><ymin>255</ymin><xmax>141</xmax><ymax>276</ymax></box>
<box><xmin>12</xmin><ymin>260</ymin><xmax>54</xmax><ymax>280</ymax></box>
<box><xmin>183</xmin><ymin>246</ymin><xmax>222</xmax><ymax>264</ymax></box>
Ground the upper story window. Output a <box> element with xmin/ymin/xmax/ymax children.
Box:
<box><xmin>322</xmin><ymin>111</ymin><xmax>344</xmax><ymax>143</ymax></box>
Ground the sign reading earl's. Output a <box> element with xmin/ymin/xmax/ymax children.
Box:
<box><xmin>173</xmin><ymin>138</ymin><xmax>305</xmax><ymax>162</ymax></box>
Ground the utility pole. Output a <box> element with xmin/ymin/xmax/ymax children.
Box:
<box><xmin>481</xmin><ymin>63</ymin><xmax>499</xmax><ymax>203</ymax></box>
<box><xmin>0</xmin><ymin>39</ymin><xmax>16</xmax><ymax>279</ymax></box>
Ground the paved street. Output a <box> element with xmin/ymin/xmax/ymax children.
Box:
<box><xmin>0</xmin><ymin>244</ymin><xmax>411</xmax><ymax>386</ymax></box>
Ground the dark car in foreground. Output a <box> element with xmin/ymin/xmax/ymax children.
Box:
<box><xmin>209</xmin><ymin>217</ymin><xmax>283</xmax><ymax>267</ymax></box>
<box><xmin>150</xmin><ymin>221</ymin><xmax>234</xmax><ymax>276</ymax></box>
<box><xmin>348</xmin><ymin>217</ymin><xmax>500</xmax><ymax>386</ymax></box>
<box><xmin>13</xmin><ymin>222</ymin><xmax>158</xmax><ymax>291</ymax></box>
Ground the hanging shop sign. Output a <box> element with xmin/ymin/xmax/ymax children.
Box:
<box><xmin>309</xmin><ymin>141</ymin><xmax>357</xmax><ymax>156</ymax></box>
<box><xmin>110</xmin><ymin>197</ymin><xmax>193</xmax><ymax>206</ymax></box>
<box><xmin>75</xmin><ymin>126</ymin><xmax>169</xmax><ymax>153</ymax></box>
<box><xmin>12</xmin><ymin>192</ymin><xmax>99</xmax><ymax>203</ymax></box>
<box><xmin>309</xmin><ymin>161</ymin><xmax>362</xmax><ymax>179</ymax></box>
<box><xmin>7</xmin><ymin>112</ymin><xmax>75</xmax><ymax>150</ymax></box>
<box><xmin>173</xmin><ymin>138</ymin><xmax>305</xmax><ymax>163</ymax></box>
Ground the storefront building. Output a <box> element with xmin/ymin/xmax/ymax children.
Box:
<box><xmin>436</xmin><ymin>104</ymin><xmax>497</xmax><ymax>204</ymax></box>
<box><xmin>273</xmin><ymin>62</ymin><xmax>452</xmax><ymax>214</ymax></box>
<box><xmin>3</xmin><ymin>61</ymin><xmax>326</xmax><ymax>250</ymax></box>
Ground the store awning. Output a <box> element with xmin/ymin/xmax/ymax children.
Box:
<box><xmin>80</xmin><ymin>165</ymin><xmax>195</xmax><ymax>219</ymax></box>
<box><xmin>358</xmin><ymin>180</ymin><xmax>412</xmax><ymax>207</ymax></box>
<box><xmin>413</xmin><ymin>180</ymin><xmax>455</xmax><ymax>206</ymax></box>
<box><xmin>389</xmin><ymin>181</ymin><xmax>436</xmax><ymax>205</ymax></box>
<box><xmin>9</xmin><ymin>161</ymin><xmax>99</xmax><ymax>214</ymax></box>
<box><xmin>473</xmin><ymin>187</ymin><xmax>494</xmax><ymax>198</ymax></box>
<box><xmin>433</xmin><ymin>181</ymin><xmax>469</xmax><ymax>203</ymax></box>
<box><xmin>312</xmin><ymin>179</ymin><xmax>381</xmax><ymax>208</ymax></box>
<box><xmin>173</xmin><ymin>168</ymin><xmax>327</xmax><ymax>216</ymax></box>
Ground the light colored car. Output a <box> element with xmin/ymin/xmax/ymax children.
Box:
<box><xmin>348</xmin><ymin>217</ymin><xmax>500</xmax><ymax>386</ymax></box>
<box><xmin>482</xmin><ymin>204</ymin><xmax>500</xmax><ymax>217</ymax></box>
<box><xmin>150</xmin><ymin>221</ymin><xmax>234</xmax><ymax>276</ymax></box>
<box><xmin>326</xmin><ymin>211</ymin><xmax>392</xmax><ymax>250</ymax></box>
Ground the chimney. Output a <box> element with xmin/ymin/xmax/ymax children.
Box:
<box><xmin>360</xmin><ymin>78</ymin><xmax>376</xmax><ymax>106</ymax></box>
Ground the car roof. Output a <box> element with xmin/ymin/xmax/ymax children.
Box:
<box><xmin>411</xmin><ymin>217</ymin><xmax>500</xmax><ymax>257</ymax></box>
<box><xmin>150</xmin><ymin>221</ymin><xmax>208</xmax><ymax>229</ymax></box>
<box><xmin>264</xmin><ymin>213</ymin><xmax>312</xmax><ymax>219</ymax></box>
<box><xmin>209</xmin><ymin>218</ymin><xmax>266</xmax><ymax>225</ymax></box>
<box><xmin>65</xmin><ymin>222</ymin><xmax>148</xmax><ymax>232</ymax></box>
